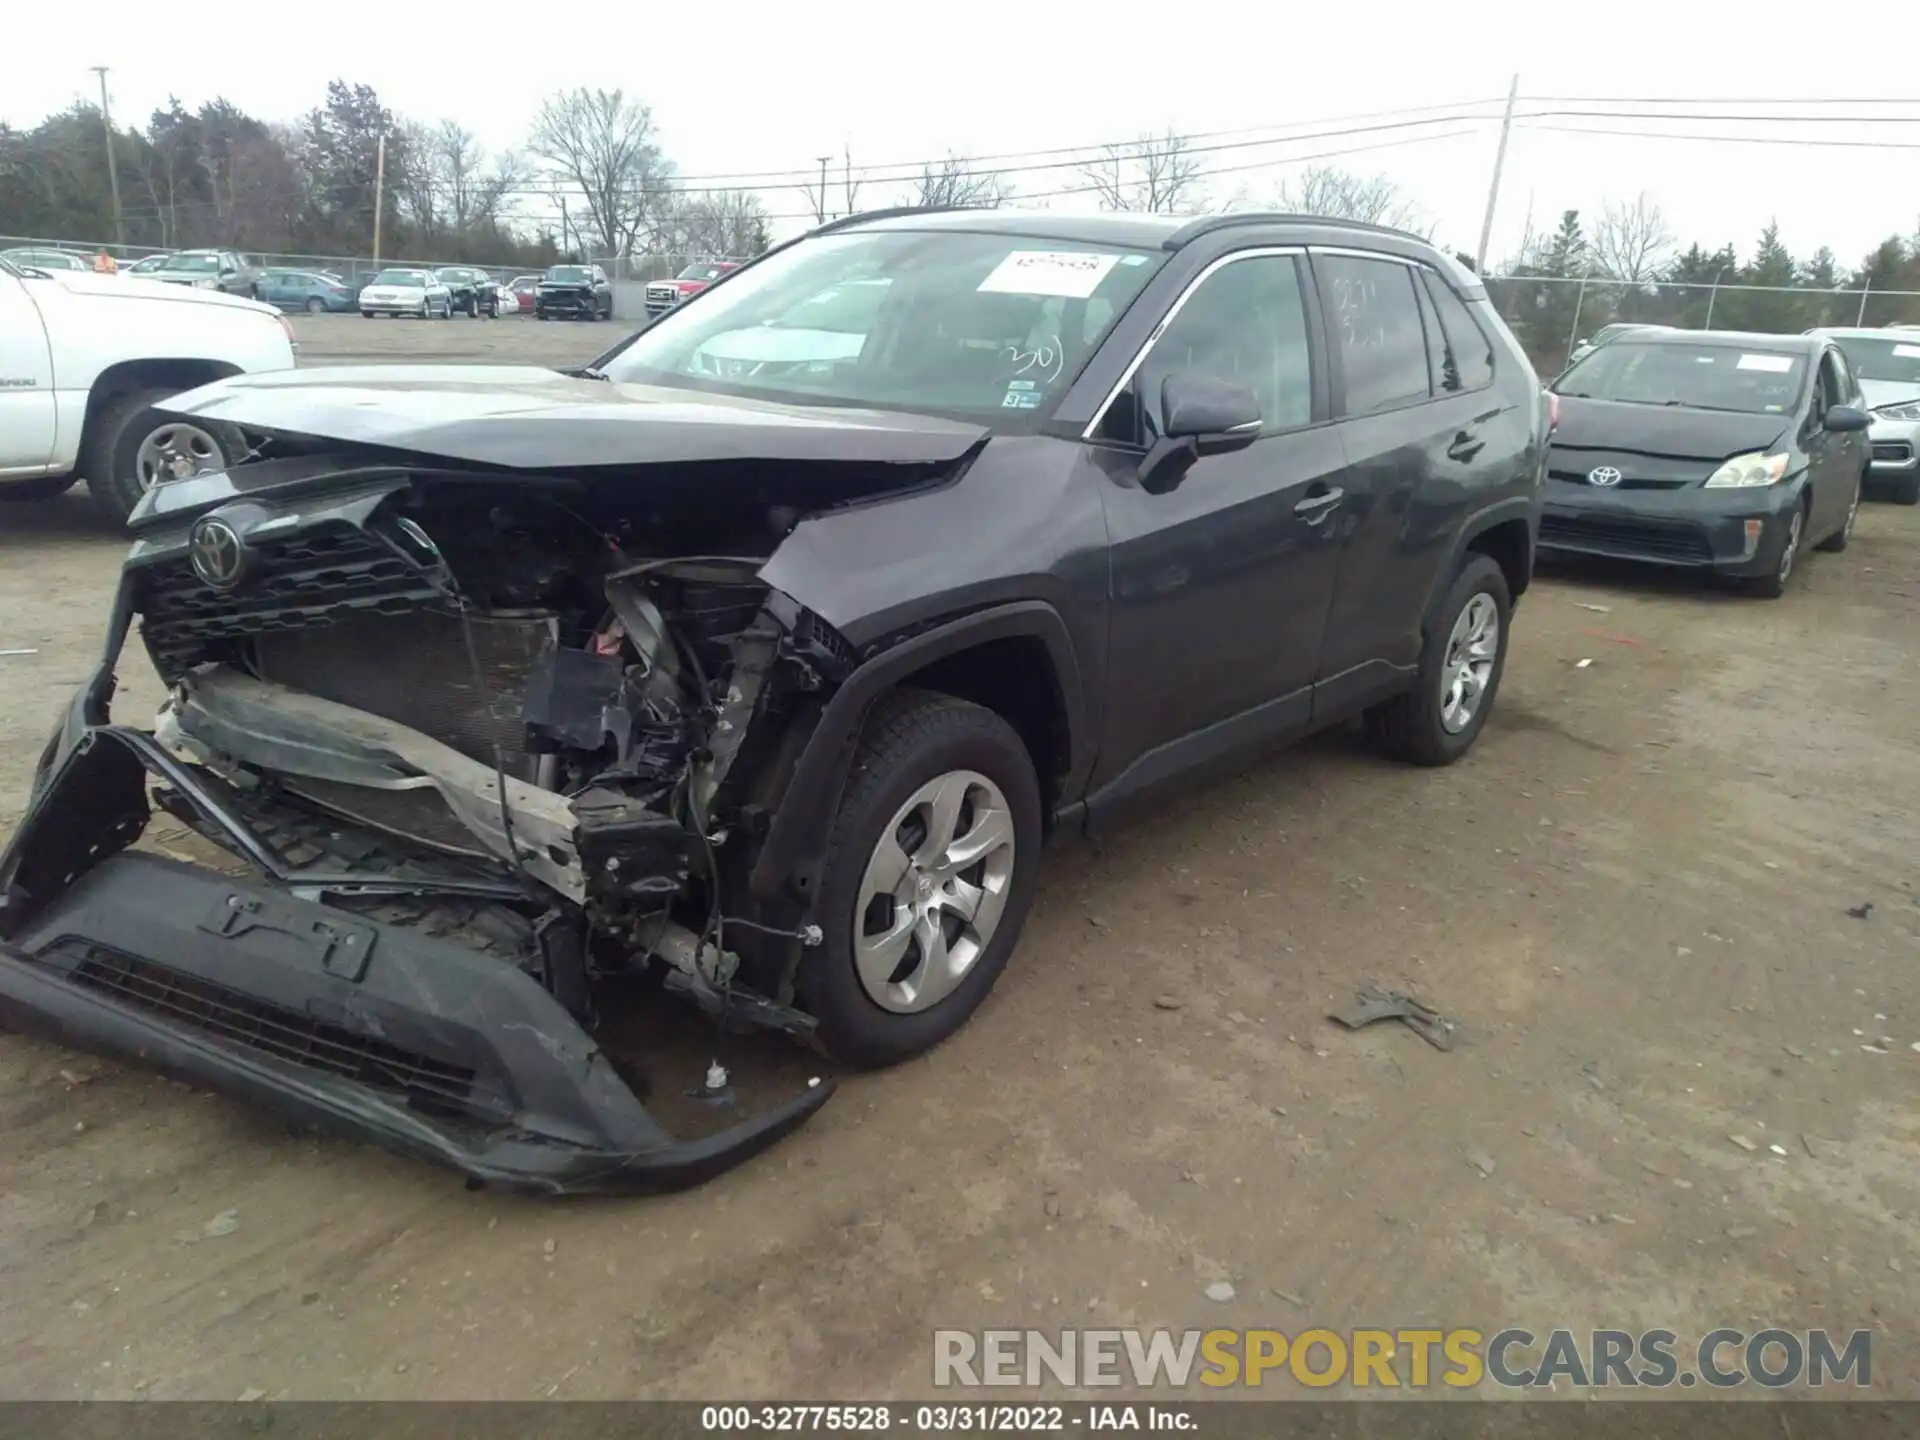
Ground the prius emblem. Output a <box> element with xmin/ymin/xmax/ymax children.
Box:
<box><xmin>189</xmin><ymin>516</ymin><xmax>248</xmax><ymax>589</ymax></box>
<box><xmin>1587</xmin><ymin>466</ymin><xmax>1623</xmax><ymax>488</ymax></box>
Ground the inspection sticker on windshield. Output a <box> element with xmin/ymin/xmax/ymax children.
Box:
<box><xmin>979</xmin><ymin>250</ymin><xmax>1120</xmax><ymax>299</ymax></box>
<box><xmin>1736</xmin><ymin>353</ymin><xmax>1794</xmax><ymax>373</ymax></box>
<box><xmin>1893</xmin><ymin>344</ymin><xmax>1920</xmax><ymax>359</ymax></box>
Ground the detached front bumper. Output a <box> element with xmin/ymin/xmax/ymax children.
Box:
<box><xmin>1537</xmin><ymin>478</ymin><xmax>1803</xmax><ymax>577</ymax></box>
<box><xmin>0</xmin><ymin>679</ymin><xmax>833</xmax><ymax>1196</ymax></box>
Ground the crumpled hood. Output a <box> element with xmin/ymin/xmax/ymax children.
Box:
<box><xmin>155</xmin><ymin>365</ymin><xmax>991</xmax><ymax>468</ymax></box>
<box><xmin>1548</xmin><ymin>395</ymin><xmax>1791</xmax><ymax>463</ymax></box>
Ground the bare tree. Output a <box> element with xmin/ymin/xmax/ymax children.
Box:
<box><xmin>910</xmin><ymin>155</ymin><xmax>1012</xmax><ymax>209</ymax></box>
<box><xmin>842</xmin><ymin>142</ymin><xmax>862</xmax><ymax>217</ymax></box>
<box><xmin>1078</xmin><ymin>129</ymin><xmax>1205</xmax><ymax>213</ymax></box>
<box><xmin>658</xmin><ymin>188</ymin><xmax>773</xmax><ymax>258</ymax></box>
<box><xmin>1590</xmin><ymin>191</ymin><xmax>1675</xmax><ymax>284</ymax></box>
<box><xmin>1274</xmin><ymin>165</ymin><xmax>1425</xmax><ymax>232</ymax></box>
<box><xmin>527</xmin><ymin>87</ymin><xmax>670</xmax><ymax>259</ymax></box>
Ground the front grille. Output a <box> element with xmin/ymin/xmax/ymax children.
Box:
<box><xmin>1871</xmin><ymin>440</ymin><xmax>1915</xmax><ymax>465</ymax></box>
<box><xmin>1540</xmin><ymin>512</ymin><xmax>1714</xmax><ymax>563</ymax></box>
<box><xmin>69</xmin><ymin>945</ymin><xmax>490</xmax><ymax>1120</ymax></box>
<box><xmin>139</xmin><ymin>523</ymin><xmax>442</xmax><ymax>679</ymax></box>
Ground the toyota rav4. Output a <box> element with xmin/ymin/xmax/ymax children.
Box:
<box><xmin>0</xmin><ymin>209</ymin><xmax>1547</xmax><ymax>1194</ymax></box>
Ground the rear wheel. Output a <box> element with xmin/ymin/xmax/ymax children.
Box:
<box><xmin>800</xmin><ymin>690</ymin><xmax>1042</xmax><ymax>1068</ymax></box>
<box><xmin>83</xmin><ymin>387</ymin><xmax>248</xmax><ymax>526</ymax></box>
<box><xmin>1366</xmin><ymin>553</ymin><xmax>1512</xmax><ymax>766</ymax></box>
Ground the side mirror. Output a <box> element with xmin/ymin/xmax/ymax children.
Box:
<box><xmin>1824</xmin><ymin>404</ymin><xmax>1871</xmax><ymax>433</ymax></box>
<box><xmin>1140</xmin><ymin>374</ymin><xmax>1263</xmax><ymax>495</ymax></box>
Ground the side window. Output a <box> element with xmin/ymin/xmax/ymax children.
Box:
<box><xmin>1829</xmin><ymin>348</ymin><xmax>1858</xmax><ymax>404</ymax></box>
<box><xmin>1316</xmin><ymin>254</ymin><xmax>1431</xmax><ymax>416</ymax></box>
<box><xmin>1420</xmin><ymin>269</ymin><xmax>1496</xmax><ymax>392</ymax></box>
<box><xmin>1106</xmin><ymin>254</ymin><xmax>1313</xmax><ymax>444</ymax></box>
<box><xmin>1413</xmin><ymin>276</ymin><xmax>1454</xmax><ymax>396</ymax></box>
<box><xmin>1814</xmin><ymin>354</ymin><xmax>1842</xmax><ymax>417</ymax></box>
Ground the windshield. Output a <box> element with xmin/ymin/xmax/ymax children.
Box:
<box><xmin>1556</xmin><ymin>341</ymin><xmax>1807</xmax><ymax>414</ymax></box>
<box><xmin>601</xmin><ymin>229</ymin><xmax>1165</xmax><ymax>422</ymax></box>
<box><xmin>162</xmin><ymin>254</ymin><xmax>220</xmax><ymax>273</ymax></box>
<box><xmin>548</xmin><ymin>266</ymin><xmax>592</xmax><ymax>282</ymax></box>
<box><xmin>1831</xmin><ymin>336</ymin><xmax>1920</xmax><ymax>387</ymax></box>
<box><xmin>372</xmin><ymin>269</ymin><xmax>428</xmax><ymax>286</ymax></box>
<box><xmin>678</xmin><ymin>263</ymin><xmax>727</xmax><ymax>282</ymax></box>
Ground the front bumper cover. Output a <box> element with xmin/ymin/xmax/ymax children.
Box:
<box><xmin>0</xmin><ymin>669</ymin><xmax>834</xmax><ymax>1196</ymax></box>
<box><xmin>1537</xmin><ymin>477</ymin><xmax>1803</xmax><ymax>576</ymax></box>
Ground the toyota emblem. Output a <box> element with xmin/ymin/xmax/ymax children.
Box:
<box><xmin>188</xmin><ymin>516</ymin><xmax>249</xmax><ymax>590</ymax></box>
<box><xmin>1587</xmin><ymin>466</ymin><xmax>1623</xmax><ymax>488</ymax></box>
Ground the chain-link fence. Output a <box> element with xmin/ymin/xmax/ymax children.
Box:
<box><xmin>1483</xmin><ymin>275</ymin><xmax>1920</xmax><ymax>378</ymax></box>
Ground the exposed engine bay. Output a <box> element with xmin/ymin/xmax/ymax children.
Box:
<box><xmin>134</xmin><ymin>463</ymin><xmax>877</xmax><ymax>1040</ymax></box>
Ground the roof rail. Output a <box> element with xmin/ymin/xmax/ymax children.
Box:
<box><xmin>1161</xmin><ymin>211</ymin><xmax>1431</xmax><ymax>251</ymax></box>
<box><xmin>808</xmin><ymin>204</ymin><xmax>995</xmax><ymax>236</ymax></box>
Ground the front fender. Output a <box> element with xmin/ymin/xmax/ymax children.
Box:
<box><xmin>746</xmin><ymin>600</ymin><xmax>1088</xmax><ymax>906</ymax></box>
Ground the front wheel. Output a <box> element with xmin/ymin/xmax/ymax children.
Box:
<box><xmin>1744</xmin><ymin>500</ymin><xmax>1805</xmax><ymax>599</ymax></box>
<box><xmin>1366</xmin><ymin>553</ymin><xmax>1513</xmax><ymax>766</ymax></box>
<box><xmin>1890</xmin><ymin>472</ymin><xmax>1920</xmax><ymax>507</ymax></box>
<box><xmin>1816</xmin><ymin>472</ymin><xmax>1862</xmax><ymax>553</ymax></box>
<box><xmin>800</xmin><ymin>690</ymin><xmax>1043</xmax><ymax>1068</ymax></box>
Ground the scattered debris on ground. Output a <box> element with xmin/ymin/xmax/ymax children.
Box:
<box><xmin>1329</xmin><ymin>986</ymin><xmax>1457</xmax><ymax>1051</ymax></box>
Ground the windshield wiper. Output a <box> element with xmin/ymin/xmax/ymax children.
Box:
<box><xmin>569</xmin><ymin>365</ymin><xmax>609</xmax><ymax>382</ymax></box>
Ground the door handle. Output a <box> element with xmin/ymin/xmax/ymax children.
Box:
<box><xmin>1293</xmin><ymin>487</ymin><xmax>1345</xmax><ymax>525</ymax></box>
<box><xmin>1447</xmin><ymin>431</ymin><xmax>1486</xmax><ymax>462</ymax></box>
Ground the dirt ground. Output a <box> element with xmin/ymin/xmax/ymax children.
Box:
<box><xmin>0</xmin><ymin>313</ymin><xmax>1916</xmax><ymax>1401</ymax></box>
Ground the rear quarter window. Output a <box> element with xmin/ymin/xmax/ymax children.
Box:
<box><xmin>1420</xmin><ymin>270</ymin><xmax>1496</xmax><ymax>392</ymax></box>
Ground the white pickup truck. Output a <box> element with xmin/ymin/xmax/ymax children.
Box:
<box><xmin>0</xmin><ymin>255</ymin><xmax>297</xmax><ymax>523</ymax></box>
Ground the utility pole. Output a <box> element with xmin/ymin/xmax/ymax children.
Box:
<box><xmin>90</xmin><ymin>67</ymin><xmax>124</xmax><ymax>247</ymax></box>
<box><xmin>1473</xmin><ymin>74</ymin><xmax>1519</xmax><ymax>275</ymax></box>
<box><xmin>372</xmin><ymin>132</ymin><xmax>387</xmax><ymax>263</ymax></box>
<box><xmin>816</xmin><ymin>155</ymin><xmax>830</xmax><ymax>223</ymax></box>
<box><xmin>560</xmin><ymin>196</ymin><xmax>570</xmax><ymax>259</ymax></box>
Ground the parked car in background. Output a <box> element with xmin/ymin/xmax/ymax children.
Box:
<box><xmin>644</xmin><ymin>259</ymin><xmax>742</xmax><ymax>318</ymax></box>
<box><xmin>1545</xmin><ymin>329</ymin><xmax>1868</xmax><ymax>596</ymax></box>
<box><xmin>149</xmin><ymin>249</ymin><xmax>262</xmax><ymax>299</ymax></box>
<box><xmin>508</xmin><ymin>274</ymin><xmax>540</xmax><ymax>313</ymax></box>
<box><xmin>1803</xmin><ymin>327</ymin><xmax>1920</xmax><ymax>505</ymax></box>
<box><xmin>435</xmin><ymin>265</ymin><xmax>504</xmax><ymax>318</ymax></box>
<box><xmin>0</xmin><ymin>252</ymin><xmax>295</xmax><ymax>521</ymax></box>
<box><xmin>122</xmin><ymin>254</ymin><xmax>176</xmax><ymax>277</ymax></box>
<box><xmin>261</xmin><ymin>268</ymin><xmax>356</xmax><ymax>313</ymax></box>
<box><xmin>0</xmin><ymin>247</ymin><xmax>90</xmax><ymax>275</ymax></box>
<box><xmin>535</xmin><ymin>263</ymin><xmax>612</xmax><ymax>320</ymax></box>
<box><xmin>1564</xmin><ymin>322</ymin><xmax>1673</xmax><ymax>370</ymax></box>
<box><xmin>358</xmin><ymin>267</ymin><xmax>452</xmax><ymax>319</ymax></box>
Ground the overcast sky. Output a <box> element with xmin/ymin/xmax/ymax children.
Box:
<box><xmin>12</xmin><ymin>1</ymin><xmax>1919</xmax><ymax>269</ymax></box>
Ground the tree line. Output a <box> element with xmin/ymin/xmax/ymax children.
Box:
<box><xmin>0</xmin><ymin>80</ymin><xmax>775</xmax><ymax>269</ymax></box>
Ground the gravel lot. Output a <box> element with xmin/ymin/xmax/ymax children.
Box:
<box><xmin>1</xmin><ymin>312</ymin><xmax>1916</xmax><ymax>1400</ymax></box>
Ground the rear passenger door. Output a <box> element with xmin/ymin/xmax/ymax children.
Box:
<box><xmin>1309</xmin><ymin>249</ymin><xmax>1521</xmax><ymax>714</ymax></box>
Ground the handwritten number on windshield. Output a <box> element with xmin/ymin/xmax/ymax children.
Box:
<box><xmin>1004</xmin><ymin>335</ymin><xmax>1065</xmax><ymax>383</ymax></box>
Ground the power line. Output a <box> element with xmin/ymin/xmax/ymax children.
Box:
<box><xmin>1522</xmin><ymin>94</ymin><xmax>1920</xmax><ymax>106</ymax></box>
<box><xmin>1520</xmin><ymin>123</ymin><xmax>1920</xmax><ymax>151</ymax></box>
<box><xmin>1516</xmin><ymin>108</ymin><xmax>1920</xmax><ymax>124</ymax></box>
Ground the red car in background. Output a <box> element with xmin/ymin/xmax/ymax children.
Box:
<box><xmin>508</xmin><ymin>275</ymin><xmax>540</xmax><ymax>314</ymax></box>
<box><xmin>643</xmin><ymin>259</ymin><xmax>742</xmax><ymax>318</ymax></box>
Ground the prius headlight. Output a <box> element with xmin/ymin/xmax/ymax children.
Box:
<box><xmin>1703</xmin><ymin>452</ymin><xmax>1791</xmax><ymax>488</ymax></box>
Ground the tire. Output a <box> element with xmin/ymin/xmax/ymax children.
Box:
<box><xmin>1743</xmin><ymin>498</ymin><xmax>1807</xmax><ymax>599</ymax></box>
<box><xmin>1816</xmin><ymin>470</ymin><xmax>1863</xmax><ymax>553</ymax></box>
<box><xmin>799</xmin><ymin>689</ymin><xmax>1044</xmax><ymax>1068</ymax></box>
<box><xmin>0</xmin><ymin>475</ymin><xmax>78</xmax><ymax>502</ymax></box>
<box><xmin>1889</xmin><ymin>473</ymin><xmax>1920</xmax><ymax>506</ymax></box>
<box><xmin>82</xmin><ymin>388</ymin><xmax>248</xmax><ymax>527</ymax></box>
<box><xmin>1365</xmin><ymin>553</ymin><xmax>1513</xmax><ymax>766</ymax></box>
<box><xmin>305</xmin><ymin>296</ymin><xmax>325</xmax><ymax>313</ymax></box>
<box><xmin>361</xmin><ymin>310</ymin><xmax>375</xmax><ymax>319</ymax></box>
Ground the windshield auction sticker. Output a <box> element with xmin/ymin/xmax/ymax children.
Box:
<box><xmin>977</xmin><ymin>250</ymin><xmax>1121</xmax><ymax>299</ymax></box>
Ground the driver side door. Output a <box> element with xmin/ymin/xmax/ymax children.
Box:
<box><xmin>1085</xmin><ymin>249</ymin><xmax>1349</xmax><ymax>814</ymax></box>
<box><xmin>1804</xmin><ymin>349</ymin><xmax>1857</xmax><ymax>535</ymax></box>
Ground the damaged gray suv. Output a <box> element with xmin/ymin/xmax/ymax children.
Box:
<box><xmin>0</xmin><ymin>208</ymin><xmax>1548</xmax><ymax>1193</ymax></box>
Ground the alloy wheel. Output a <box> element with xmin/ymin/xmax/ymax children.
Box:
<box><xmin>133</xmin><ymin>421</ymin><xmax>226</xmax><ymax>493</ymax></box>
<box><xmin>1779</xmin><ymin>508</ymin><xmax>1803</xmax><ymax>586</ymax></box>
<box><xmin>1439</xmin><ymin>593</ymin><xmax>1500</xmax><ymax>735</ymax></box>
<box><xmin>853</xmin><ymin>770</ymin><xmax>1017</xmax><ymax>1014</ymax></box>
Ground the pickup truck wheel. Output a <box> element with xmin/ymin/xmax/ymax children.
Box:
<box><xmin>1365</xmin><ymin>553</ymin><xmax>1512</xmax><ymax>766</ymax></box>
<box><xmin>83</xmin><ymin>388</ymin><xmax>246</xmax><ymax>526</ymax></box>
<box><xmin>801</xmin><ymin>690</ymin><xmax>1043</xmax><ymax>1068</ymax></box>
<box><xmin>0</xmin><ymin>475</ymin><xmax>78</xmax><ymax>502</ymax></box>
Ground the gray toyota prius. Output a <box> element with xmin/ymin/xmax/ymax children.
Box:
<box><xmin>1543</xmin><ymin>329</ymin><xmax>1871</xmax><ymax>597</ymax></box>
